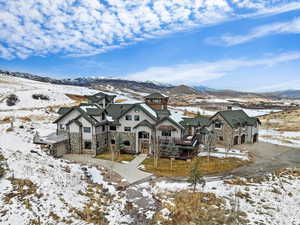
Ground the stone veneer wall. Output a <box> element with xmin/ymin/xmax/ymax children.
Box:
<box><xmin>69</xmin><ymin>132</ymin><xmax>81</xmax><ymax>153</ymax></box>
<box><xmin>96</xmin><ymin>133</ymin><xmax>108</xmax><ymax>154</ymax></box>
<box><xmin>108</xmin><ymin>131</ymin><xmax>136</xmax><ymax>154</ymax></box>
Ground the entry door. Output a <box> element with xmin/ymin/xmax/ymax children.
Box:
<box><xmin>141</xmin><ymin>141</ymin><xmax>149</xmax><ymax>154</ymax></box>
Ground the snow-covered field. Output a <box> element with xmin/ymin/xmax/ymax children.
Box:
<box><xmin>140</xmin><ymin>171</ymin><xmax>300</xmax><ymax>225</ymax></box>
<box><xmin>0</xmin><ymin>121</ymin><xmax>132</xmax><ymax>225</ymax></box>
<box><xmin>260</xmin><ymin>128</ymin><xmax>300</xmax><ymax>147</ymax></box>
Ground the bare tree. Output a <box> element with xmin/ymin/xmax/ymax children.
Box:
<box><xmin>153</xmin><ymin>131</ymin><xmax>161</xmax><ymax>169</ymax></box>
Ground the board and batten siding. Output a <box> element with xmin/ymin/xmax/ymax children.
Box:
<box><xmin>57</xmin><ymin>109</ymin><xmax>81</xmax><ymax>133</ymax></box>
<box><xmin>155</xmin><ymin>120</ymin><xmax>182</xmax><ymax>139</ymax></box>
<box><xmin>117</xmin><ymin>108</ymin><xmax>156</xmax><ymax>132</ymax></box>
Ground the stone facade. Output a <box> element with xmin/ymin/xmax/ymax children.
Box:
<box><xmin>212</xmin><ymin>113</ymin><xmax>258</xmax><ymax>147</ymax></box>
<box><xmin>69</xmin><ymin>132</ymin><xmax>82</xmax><ymax>153</ymax></box>
<box><xmin>108</xmin><ymin>131</ymin><xmax>136</xmax><ymax>154</ymax></box>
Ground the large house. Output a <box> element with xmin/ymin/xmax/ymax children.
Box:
<box><xmin>41</xmin><ymin>92</ymin><xmax>201</xmax><ymax>158</ymax></box>
<box><xmin>37</xmin><ymin>92</ymin><xmax>260</xmax><ymax>158</ymax></box>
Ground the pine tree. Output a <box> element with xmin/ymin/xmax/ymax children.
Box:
<box><xmin>188</xmin><ymin>158</ymin><xmax>206</xmax><ymax>192</ymax></box>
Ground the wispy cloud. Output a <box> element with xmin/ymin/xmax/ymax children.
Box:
<box><xmin>126</xmin><ymin>52</ymin><xmax>300</xmax><ymax>85</ymax></box>
<box><xmin>0</xmin><ymin>0</ymin><xmax>299</xmax><ymax>59</ymax></box>
<box><xmin>207</xmin><ymin>17</ymin><xmax>300</xmax><ymax>46</ymax></box>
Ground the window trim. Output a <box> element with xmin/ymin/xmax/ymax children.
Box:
<box><xmin>162</xmin><ymin>130</ymin><xmax>171</xmax><ymax>137</ymax></box>
<box><xmin>83</xmin><ymin>127</ymin><xmax>91</xmax><ymax>133</ymax></box>
<box><xmin>125</xmin><ymin>115</ymin><xmax>132</xmax><ymax>121</ymax></box>
<box><xmin>124</xmin><ymin>127</ymin><xmax>131</xmax><ymax>132</ymax></box>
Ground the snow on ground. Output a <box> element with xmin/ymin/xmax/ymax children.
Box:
<box><xmin>172</xmin><ymin>106</ymin><xmax>216</xmax><ymax>116</ymax></box>
<box><xmin>233</xmin><ymin>107</ymin><xmax>281</xmax><ymax>117</ymax></box>
<box><xmin>0</xmin><ymin>74</ymin><xmax>139</xmax><ymax>110</ymax></box>
<box><xmin>199</xmin><ymin>148</ymin><xmax>249</xmax><ymax>161</ymax></box>
<box><xmin>143</xmin><ymin>171</ymin><xmax>300</xmax><ymax>225</ymax></box>
<box><xmin>260</xmin><ymin>128</ymin><xmax>300</xmax><ymax>147</ymax></box>
<box><xmin>0</xmin><ymin>121</ymin><xmax>132</xmax><ymax>225</ymax></box>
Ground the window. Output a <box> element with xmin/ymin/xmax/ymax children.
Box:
<box><xmin>96</xmin><ymin>141</ymin><xmax>100</xmax><ymax>148</ymax></box>
<box><xmin>111</xmin><ymin>139</ymin><xmax>116</xmax><ymax>144</ymax></box>
<box><xmin>83</xmin><ymin>127</ymin><xmax>91</xmax><ymax>133</ymax></box>
<box><xmin>59</xmin><ymin>124</ymin><xmax>64</xmax><ymax>129</ymax></box>
<box><xmin>125</xmin><ymin>115</ymin><xmax>132</xmax><ymax>121</ymax></box>
<box><xmin>84</xmin><ymin>141</ymin><xmax>92</xmax><ymax>149</ymax></box>
<box><xmin>162</xmin><ymin>130</ymin><xmax>171</xmax><ymax>137</ymax></box>
<box><xmin>109</xmin><ymin>126</ymin><xmax>116</xmax><ymax>131</ymax></box>
<box><xmin>102</xmin><ymin>125</ymin><xmax>105</xmax><ymax>132</ymax></box>
<box><xmin>123</xmin><ymin>140</ymin><xmax>130</xmax><ymax>146</ymax></box>
<box><xmin>124</xmin><ymin>127</ymin><xmax>131</xmax><ymax>132</ymax></box>
<box><xmin>102</xmin><ymin>113</ymin><xmax>105</xmax><ymax>120</ymax></box>
<box><xmin>215</xmin><ymin>123</ymin><xmax>222</xmax><ymax>129</ymax></box>
<box><xmin>219</xmin><ymin>136</ymin><xmax>224</xmax><ymax>141</ymax></box>
<box><xmin>134</xmin><ymin>115</ymin><xmax>140</xmax><ymax>121</ymax></box>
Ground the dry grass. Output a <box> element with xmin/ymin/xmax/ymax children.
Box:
<box><xmin>153</xmin><ymin>191</ymin><xmax>249</xmax><ymax>225</ymax></box>
<box><xmin>0</xmin><ymin>116</ymin><xmax>12</xmax><ymax>124</ymax></box>
<box><xmin>95</xmin><ymin>152</ymin><xmax>135</xmax><ymax>162</ymax></box>
<box><xmin>65</xmin><ymin>93</ymin><xmax>87</xmax><ymax>103</ymax></box>
<box><xmin>115</xmin><ymin>99</ymin><xmax>127</xmax><ymax>103</ymax></box>
<box><xmin>260</xmin><ymin>109</ymin><xmax>300</xmax><ymax>132</ymax></box>
<box><xmin>142</xmin><ymin>157</ymin><xmax>249</xmax><ymax>177</ymax></box>
<box><xmin>19</xmin><ymin>116</ymin><xmax>32</xmax><ymax>122</ymax></box>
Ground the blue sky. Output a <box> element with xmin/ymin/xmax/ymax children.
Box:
<box><xmin>0</xmin><ymin>0</ymin><xmax>300</xmax><ymax>92</ymax></box>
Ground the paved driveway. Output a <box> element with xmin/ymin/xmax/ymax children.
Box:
<box><xmin>63</xmin><ymin>154</ymin><xmax>152</xmax><ymax>184</ymax></box>
<box><xmin>229</xmin><ymin>141</ymin><xmax>300</xmax><ymax>176</ymax></box>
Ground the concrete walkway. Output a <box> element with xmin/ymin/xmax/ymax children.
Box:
<box><xmin>63</xmin><ymin>154</ymin><xmax>152</xmax><ymax>184</ymax></box>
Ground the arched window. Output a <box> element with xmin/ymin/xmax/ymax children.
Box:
<box><xmin>111</xmin><ymin>139</ymin><xmax>116</xmax><ymax>144</ymax></box>
<box><xmin>123</xmin><ymin>140</ymin><xmax>130</xmax><ymax>146</ymax></box>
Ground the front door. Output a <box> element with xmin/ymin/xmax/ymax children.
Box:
<box><xmin>141</xmin><ymin>141</ymin><xmax>149</xmax><ymax>154</ymax></box>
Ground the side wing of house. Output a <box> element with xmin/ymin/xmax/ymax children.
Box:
<box><xmin>55</xmin><ymin>109</ymin><xmax>81</xmax><ymax>134</ymax></box>
<box><xmin>210</xmin><ymin>113</ymin><xmax>233</xmax><ymax>146</ymax></box>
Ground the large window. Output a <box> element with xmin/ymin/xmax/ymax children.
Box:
<box><xmin>124</xmin><ymin>127</ymin><xmax>131</xmax><ymax>132</ymax></box>
<box><xmin>134</xmin><ymin>115</ymin><xmax>140</xmax><ymax>121</ymax></box>
<box><xmin>109</xmin><ymin>126</ymin><xmax>116</xmax><ymax>131</ymax></box>
<box><xmin>162</xmin><ymin>130</ymin><xmax>171</xmax><ymax>137</ymax></box>
<box><xmin>83</xmin><ymin>127</ymin><xmax>91</xmax><ymax>133</ymax></box>
<box><xmin>84</xmin><ymin>141</ymin><xmax>92</xmax><ymax>149</ymax></box>
<box><xmin>125</xmin><ymin>115</ymin><xmax>132</xmax><ymax>121</ymax></box>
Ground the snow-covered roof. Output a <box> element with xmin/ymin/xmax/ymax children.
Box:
<box><xmin>140</xmin><ymin>103</ymin><xmax>157</xmax><ymax>118</ymax></box>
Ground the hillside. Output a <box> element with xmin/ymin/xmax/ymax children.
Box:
<box><xmin>3</xmin><ymin>69</ymin><xmax>300</xmax><ymax>100</ymax></box>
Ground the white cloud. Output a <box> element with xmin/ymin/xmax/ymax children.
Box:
<box><xmin>125</xmin><ymin>52</ymin><xmax>300</xmax><ymax>85</ymax></box>
<box><xmin>0</xmin><ymin>0</ymin><xmax>299</xmax><ymax>59</ymax></box>
<box><xmin>208</xmin><ymin>17</ymin><xmax>300</xmax><ymax>46</ymax></box>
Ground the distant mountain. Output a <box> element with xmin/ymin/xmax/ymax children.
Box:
<box><xmin>166</xmin><ymin>85</ymin><xmax>203</xmax><ymax>95</ymax></box>
<box><xmin>264</xmin><ymin>90</ymin><xmax>300</xmax><ymax>100</ymax></box>
<box><xmin>2</xmin><ymin>69</ymin><xmax>300</xmax><ymax>100</ymax></box>
<box><xmin>192</xmin><ymin>85</ymin><xmax>215</xmax><ymax>92</ymax></box>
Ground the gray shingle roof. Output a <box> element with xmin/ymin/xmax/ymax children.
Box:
<box><xmin>144</xmin><ymin>92</ymin><xmax>168</xmax><ymax>99</ymax></box>
<box><xmin>213</xmin><ymin>110</ymin><xmax>259</xmax><ymax>128</ymax></box>
<box><xmin>180</xmin><ymin>116</ymin><xmax>210</xmax><ymax>127</ymax></box>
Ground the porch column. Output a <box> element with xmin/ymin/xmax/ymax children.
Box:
<box><xmin>135</xmin><ymin>131</ymin><xmax>139</xmax><ymax>154</ymax></box>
